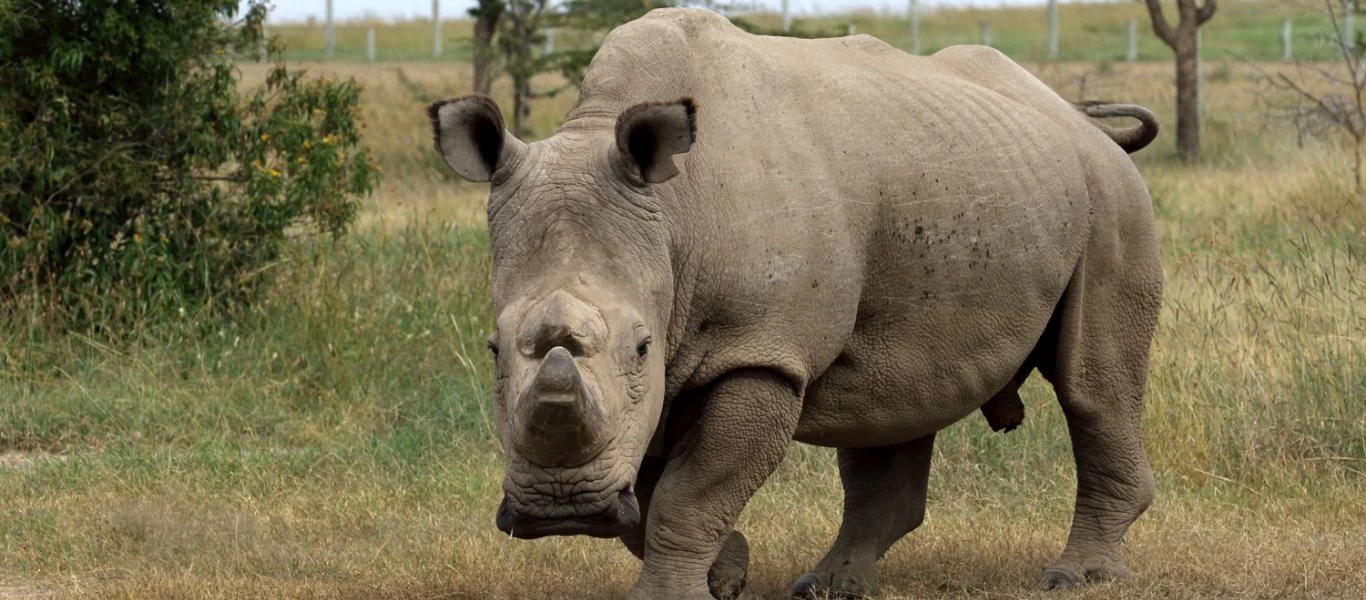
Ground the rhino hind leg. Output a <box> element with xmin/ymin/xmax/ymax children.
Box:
<box><xmin>1037</xmin><ymin>253</ymin><xmax>1160</xmax><ymax>590</ymax></box>
<box><xmin>790</xmin><ymin>433</ymin><xmax>935</xmax><ymax>599</ymax></box>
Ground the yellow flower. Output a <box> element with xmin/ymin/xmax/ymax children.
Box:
<box><xmin>260</xmin><ymin>133</ymin><xmax>270</xmax><ymax>142</ymax></box>
<box><xmin>133</xmin><ymin>233</ymin><xmax>143</xmax><ymax>244</ymax></box>
<box><xmin>265</xmin><ymin>168</ymin><xmax>281</xmax><ymax>178</ymax></box>
<box><xmin>322</xmin><ymin>134</ymin><xmax>339</xmax><ymax>145</ymax></box>
<box><xmin>302</xmin><ymin>140</ymin><xmax>312</xmax><ymax>149</ymax></box>
<box><xmin>335</xmin><ymin>149</ymin><xmax>344</xmax><ymax>161</ymax></box>
<box><xmin>297</xmin><ymin>156</ymin><xmax>308</xmax><ymax>165</ymax></box>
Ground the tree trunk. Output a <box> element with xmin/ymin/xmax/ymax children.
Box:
<box><xmin>511</xmin><ymin>37</ymin><xmax>531</xmax><ymax>137</ymax></box>
<box><xmin>1355</xmin><ymin>135</ymin><xmax>1364</xmax><ymax>197</ymax></box>
<box><xmin>470</xmin><ymin>0</ymin><xmax>504</xmax><ymax>96</ymax></box>
<box><xmin>512</xmin><ymin>72</ymin><xmax>530</xmax><ymax>138</ymax></box>
<box><xmin>473</xmin><ymin>16</ymin><xmax>498</xmax><ymax>95</ymax></box>
<box><xmin>1144</xmin><ymin>0</ymin><xmax>1215</xmax><ymax>164</ymax></box>
<box><xmin>498</xmin><ymin>0</ymin><xmax>544</xmax><ymax>138</ymax></box>
<box><xmin>1174</xmin><ymin>32</ymin><xmax>1201</xmax><ymax>163</ymax></box>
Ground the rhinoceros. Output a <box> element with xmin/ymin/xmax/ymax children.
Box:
<box><xmin>427</xmin><ymin>8</ymin><xmax>1162</xmax><ymax>599</ymax></box>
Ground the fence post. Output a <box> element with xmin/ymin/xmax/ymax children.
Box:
<box><xmin>324</xmin><ymin>0</ymin><xmax>334</xmax><ymax>58</ymax></box>
<box><xmin>1282</xmin><ymin>18</ymin><xmax>1292</xmax><ymax>62</ymax></box>
<box><xmin>433</xmin><ymin>0</ymin><xmax>442</xmax><ymax>58</ymax></box>
<box><xmin>259</xmin><ymin>9</ymin><xmax>269</xmax><ymax>59</ymax></box>
<box><xmin>1127</xmin><ymin>18</ymin><xmax>1137</xmax><ymax>62</ymax></box>
<box><xmin>1046</xmin><ymin>0</ymin><xmax>1059</xmax><ymax>59</ymax></box>
<box><xmin>367</xmin><ymin>28</ymin><xmax>375</xmax><ymax>63</ymax></box>
<box><xmin>979</xmin><ymin>20</ymin><xmax>992</xmax><ymax>47</ymax></box>
<box><xmin>782</xmin><ymin>0</ymin><xmax>792</xmax><ymax>33</ymax></box>
<box><xmin>909</xmin><ymin>0</ymin><xmax>920</xmax><ymax>55</ymax></box>
<box><xmin>1345</xmin><ymin>1</ymin><xmax>1355</xmax><ymax>58</ymax></box>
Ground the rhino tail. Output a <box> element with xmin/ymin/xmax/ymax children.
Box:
<box><xmin>1074</xmin><ymin>100</ymin><xmax>1160</xmax><ymax>154</ymax></box>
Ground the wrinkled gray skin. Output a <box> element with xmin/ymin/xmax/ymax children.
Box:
<box><xmin>427</xmin><ymin>8</ymin><xmax>1162</xmax><ymax>599</ymax></box>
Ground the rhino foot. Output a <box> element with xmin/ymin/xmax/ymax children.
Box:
<box><xmin>1039</xmin><ymin>568</ymin><xmax>1079</xmax><ymax>590</ymax></box>
<box><xmin>789</xmin><ymin>572</ymin><xmax>872</xmax><ymax>599</ymax></box>
<box><xmin>1040</xmin><ymin>556</ymin><xmax>1127</xmax><ymax>590</ymax></box>
<box><xmin>707</xmin><ymin>531</ymin><xmax>749</xmax><ymax>600</ymax></box>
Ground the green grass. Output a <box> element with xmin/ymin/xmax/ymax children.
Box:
<box><xmin>2</xmin><ymin>221</ymin><xmax>494</xmax><ymax>453</ymax></box>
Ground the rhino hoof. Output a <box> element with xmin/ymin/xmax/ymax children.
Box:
<box><xmin>708</xmin><ymin>572</ymin><xmax>745</xmax><ymax>600</ymax></box>
<box><xmin>708</xmin><ymin>531</ymin><xmax>749</xmax><ymax>600</ymax></box>
<box><xmin>1040</xmin><ymin>568</ymin><xmax>1079</xmax><ymax>590</ymax></box>
<box><xmin>789</xmin><ymin>573</ymin><xmax>823</xmax><ymax>599</ymax></box>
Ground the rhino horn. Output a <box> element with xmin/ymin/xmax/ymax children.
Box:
<box><xmin>513</xmin><ymin>346</ymin><xmax>609</xmax><ymax>467</ymax></box>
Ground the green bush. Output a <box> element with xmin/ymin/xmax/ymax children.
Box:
<box><xmin>0</xmin><ymin>0</ymin><xmax>379</xmax><ymax>331</ymax></box>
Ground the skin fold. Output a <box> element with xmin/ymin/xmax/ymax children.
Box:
<box><xmin>427</xmin><ymin>8</ymin><xmax>1162</xmax><ymax>599</ymax></box>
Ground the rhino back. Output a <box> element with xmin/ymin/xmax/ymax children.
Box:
<box><xmin>571</xmin><ymin>9</ymin><xmax>1141</xmax><ymax>428</ymax></box>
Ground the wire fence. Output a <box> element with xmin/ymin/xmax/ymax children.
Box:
<box><xmin>262</xmin><ymin>2</ymin><xmax>1348</xmax><ymax>65</ymax></box>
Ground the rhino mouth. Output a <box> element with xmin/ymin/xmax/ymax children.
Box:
<box><xmin>495</xmin><ymin>487</ymin><xmax>640</xmax><ymax>540</ymax></box>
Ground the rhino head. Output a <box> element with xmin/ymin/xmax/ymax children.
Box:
<box><xmin>427</xmin><ymin>95</ymin><xmax>695</xmax><ymax>539</ymax></box>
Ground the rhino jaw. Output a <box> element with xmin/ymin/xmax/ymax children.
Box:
<box><xmin>496</xmin><ymin>487</ymin><xmax>640</xmax><ymax>540</ymax></box>
<box><xmin>512</xmin><ymin>346</ymin><xmax>610</xmax><ymax>467</ymax></box>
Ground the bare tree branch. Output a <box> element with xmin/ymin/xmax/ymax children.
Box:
<box><xmin>1197</xmin><ymin>0</ymin><xmax>1217</xmax><ymax>26</ymax></box>
<box><xmin>1241</xmin><ymin>50</ymin><xmax>1361</xmax><ymax>139</ymax></box>
<box><xmin>1323</xmin><ymin>0</ymin><xmax>1366</xmax><ymax>136</ymax></box>
<box><xmin>1144</xmin><ymin>0</ymin><xmax>1177</xmax><ymax>47</ymax></box>
<box><xmin>1275</xmin><ymin>71</ymin><xmax>1361</xmax><ymax>135</ymax></box>
<box><xmin>1302</xmin><ymin>60</ymin><xmax>1355</xmax><ymax>88</ymax></box>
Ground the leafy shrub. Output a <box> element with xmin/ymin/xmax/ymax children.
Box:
<box><xmin>0</xmin><ymin>0</ymin><xmax>379</xmax><ymax>331</ymax></box>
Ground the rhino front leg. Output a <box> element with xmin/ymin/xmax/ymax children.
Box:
<box><xmin>790</xmin><ymin>433</ymin><xmax>935</xmax><ymax>599</ymax></box>
<box><xmin>628</xmin><ymin>369</ymin><xmax>801</xmax><ymax>600</ymax></box>
<box><xmin>621</xmin><ymin>455</ymin><xmax>750</xmax><ymax>600</ymax></box>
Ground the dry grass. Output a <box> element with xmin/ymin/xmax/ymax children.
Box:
<box><xmin>2</xmin><ymin>27</ymin><xmax>1363</xmax><ymax>600</ymax></box>
<box><xmin>4</xmin><ymin>446</ymin><xmax>1362</xmax><ymax>599</ymax></box>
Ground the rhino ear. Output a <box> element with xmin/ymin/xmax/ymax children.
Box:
<box><xmin>427</xmin><ymin>95</ymin><xmax>527</xmax><ymax>182</ymax></box>
<box><xmin>614</xmin><ymin>98</ymin><xmax>696</xmax><ymax>184</ymax></box>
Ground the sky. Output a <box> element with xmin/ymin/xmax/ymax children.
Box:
<box><xmin>251</xmin><ymin>0</ymin><xmax>1115</xmax><ymax>23</ymax></box>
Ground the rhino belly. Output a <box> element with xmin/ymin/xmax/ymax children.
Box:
<box><xmin>792</xmin><ymin>215</ymin><xmax>1075</xmax><ymax>448</ymax></box>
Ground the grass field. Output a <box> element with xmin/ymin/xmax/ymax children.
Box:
<box><xmin>269</xmin><ymin>0</ymin><xmax>1344</xmax><ymax>63</ymax></box>
<box><xmin>3</xmin><ymin>5</ymin><xmax>1366</xmax><ymax>599</ymax></box>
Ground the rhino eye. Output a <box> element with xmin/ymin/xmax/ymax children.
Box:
<box><xmin>486</xmin><ymin>339</ymin><xmax>499</xmax><ymax>356</ymax></box>
<box><xmin>635</xmin><ymin>337</ymin><xmax>651</xmax><ymax>359</ymax></box>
